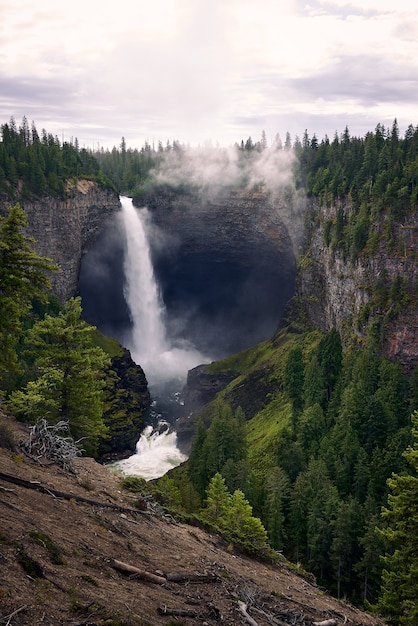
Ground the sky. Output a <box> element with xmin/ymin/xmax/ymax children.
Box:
<box><xmin>1</xmin><ymin>0</ymin><xmax>418</xmax><ymax>150</ymax></box>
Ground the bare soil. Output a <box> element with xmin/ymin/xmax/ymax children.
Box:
<box><xmin>0</xmin><ymin>414</ymin><xmax>384</xmax><ymax>626</ymax></box>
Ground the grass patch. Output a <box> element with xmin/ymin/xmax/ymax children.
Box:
<box><xmin>91</xmin><ymin>329</ymin><xmax>124</xmax><ymax>358</ymax></box>
<box><xmin>29</xmin><ymin>531</ymin><xmax>65</xmax><ymax>565</ymax></box>
<box><xmin>246</xmin><ymin>394</ymin><xmax>292</xmax><ymax>473</ymax></box>
<box><xmin>16</xmin><ymin>544</ymin><xmax>44</xmax><ymax>579</ymax></box>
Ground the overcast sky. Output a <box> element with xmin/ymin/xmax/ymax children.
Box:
<box><xmin>1</xmin><ymin>0</ymin><xmax>417</xmax><ymax>150</ymax></box>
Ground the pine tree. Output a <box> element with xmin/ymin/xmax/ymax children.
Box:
<box><xmin>284</xmin><ymin>344</ymin><xmax>305</xmax><ymax>412</ymax></box>
<box><xmin>376</xmin><ymin>411</ymin><xmax>418</xmax><ymax>624</ymax></box>
<box><xmin>8</xmin><ymin>297</ymin><xmax>110</xmax><ymax>456</ymax></box>
<box><xmin>204</xmin><ymin>472</ymin><xmax>231</xmax><ymax>528</ymax></box>
<box><xmin>264</xmin><ymin>466</ymin><xmax>289</xmax><ymax>550</ymax></box>
<box><xmin>0</xmin><ymin>203</ymin><xmax>57</xmax><ymax>383</ymax></box>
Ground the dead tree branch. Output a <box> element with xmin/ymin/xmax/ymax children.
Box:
<box><xmin>21</xmin><ymin>419</ymin><xmax>82</xmax><ymax>472</ymax></box>
<box><xmin>165</xmin><ymin>572</ymin><xmax>221</xmax><ymax>583</ymax></box>
<box><xmin>238</xmin><ymin>601</ymin><xmax>259</xmax><ymax>626</ymax></box>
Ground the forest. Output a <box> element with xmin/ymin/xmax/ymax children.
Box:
<box><xmin>0</xmin><ymin>116</ymin><xmax>114</xmax><ymax>199</ymax></box>
<box><xmin>0</xmin><ymin>116</ymin><xmax>417</xmax><ymax>624</ymax></box>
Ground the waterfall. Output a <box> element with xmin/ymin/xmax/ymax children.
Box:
<box><xmin>120</xmin><ymin>195</ymin><xmax>168</xmax><ymax>379</ymax></box>
<box><xmin>117</xmin><ymin>196</ymin><xmax>207</xmax><ymax>479</ymax></box>
<box><xmin>120</xmin><ymin>195</ymin><xmax>207</xmax><ymax>385</ymax></box>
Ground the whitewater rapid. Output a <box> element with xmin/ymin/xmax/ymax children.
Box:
<box><xmin>115</xmin><ymin>425</ymin><xmax>187</xmax><ymax>480</ymax></box>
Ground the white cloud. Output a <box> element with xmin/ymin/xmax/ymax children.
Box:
<box><xmin>0</xmin><ymin>0</ymin><xmax>417</xmax><ymax>148</ymax></box>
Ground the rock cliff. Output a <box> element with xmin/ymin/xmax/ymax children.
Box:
<box><xmin>299</xmin><ymin>201</ymin><xmax>418</xmax><ymax>370</ymax></box>
<box><xmin>20</xmin><ymin>180</ymin><xmax>120</xmax><ymax>302</ymax></box>
<box><xmin>137</xmin><ymin>185</ymin><xmax>299</xmax><ymax>358</ymax></box>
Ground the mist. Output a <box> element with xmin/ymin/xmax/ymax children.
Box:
<box><xmin>79</xmin><ymin>140</ymin><xmax>302</xmax><ymax>388</ymax></box>
<box><xmin>150</xmin><ymin>140</ymin><xmax>306</xmax><ymax>254</ymax></box>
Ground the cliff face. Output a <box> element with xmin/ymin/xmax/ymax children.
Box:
<box><xmin>20</xmin><ymin>180</ymin><xmax>120</xmax><ymax>302</ymax></box>
<box><xmin>138</xmin><ymin>186</ymin><xmax>299</xmax><ymax>358</ymax></box>
<box><xmin>299</xmin><ymin>202</ymin><xmax>418</xmax><ymax>369</ymax></box>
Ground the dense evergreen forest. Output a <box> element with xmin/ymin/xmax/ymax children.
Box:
<box><xmin>0</xmin><ymin>117</ymin><xmax>417</xmax><ymax>624</ymax></box>
<box><xmin>0</xmin><ymin>116</ymin><xmax>114</xmax><ymax>200</ymax></box>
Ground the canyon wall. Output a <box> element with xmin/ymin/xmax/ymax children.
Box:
<box><xmin>137</xmin><ymin>186</ymin><xmax>299</xmax><ymax>358</ymax></box>
<box><xmin>299</xmin><ymin>201</ymin><xmax>418</xmax><ymax>370</ymax></box>
<box><xmin>20</xmin><ymin>180</ymin><xmax>121</xmax><ymax>302</ymax></box>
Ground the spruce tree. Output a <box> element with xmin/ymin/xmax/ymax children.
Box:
<box><xmin>8</xmin><ymin>297</ymin><xmax>110</xmax><ymax>456</ymax></box>
<box><xmin>0</xmin><ymin>203</ymin><xmax>57</xmax><ymax>383</ymax></box>
<box><xmin>376</xmin><ymin>411</ymin><xmax>418</xmax><ymax>625</ymax></box>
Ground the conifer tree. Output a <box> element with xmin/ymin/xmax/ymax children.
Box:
<box><xmin>8</xmin><ymin>297</ymin><xmax>110</xmax><ymax>456</ymax></box>
<box><xmin>284</xmin><ymin>344</ymin><xmax>305</xmax><ymax>411</ymax></box>
<box><xmin>204</xmin><ymin>472</ymin><xmax>231</xmax><ymax>527</ymax></box>
<box><xmin>0</xmin><ymin>202</ymin><xmax>57</xmax><ymax>384</ymax></box>
<box><xmin>376</xmin><ymin>411</ymin><xmax>418</xmax><ymax>625</ymax></box>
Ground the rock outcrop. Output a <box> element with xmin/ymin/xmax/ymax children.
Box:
<box><xmin>20</xmin><ymin>180</ymin><xmax>120</xmax><ymax>302</ymax></box>
<box><xmin>100</xmin><ymin>347</ymin><xmax>151</xmax><ymax>460</ymax></box>
<box><xmin>300</xmin><ymin>201</ymin><xmax>418</xmax><ymax>370</ymax></box>
<box><xmin>184</xmin><ymin>364</ymin><xmax>238</xmax><ymax>415</ymax></box>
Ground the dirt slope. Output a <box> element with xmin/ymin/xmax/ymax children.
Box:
<box><xmin>0</xmin><ymin>415</ymin><xmax>384</xmax><ymax>626</ymax></box>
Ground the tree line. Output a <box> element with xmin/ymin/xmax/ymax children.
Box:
<box><xmin>0</xmin><ymin>116</ymin><xmax>113</xmax><ymax>199</ymax></box>
<box><xmin>296</xmin><ymin>120</ymin><xmax>418</xmax><ymax>260</ymax></box>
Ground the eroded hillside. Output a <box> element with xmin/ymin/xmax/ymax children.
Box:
<box><xmin>0</xmin><ymin>413</ymin><xmax>383</xmax><ymax>626</ymax></box>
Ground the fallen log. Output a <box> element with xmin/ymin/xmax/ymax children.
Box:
<box><xmin>165</xmin><ymin>572</ymin><xmax>221</xmax><ymax>583</ymax></box>
<box><xmin>313</xmin><ymin>620</ymin><xmax>337</xmax><ymax>626</ymax></box>
<box><xmin>0</xmin><ymin>471</ymin><xmax>147</xmax><ymax>515</ymax></box>
<box><xmin>110</xmin><ymin>559</ymin><xmax>166</xmax><ymax>584</ymax></box>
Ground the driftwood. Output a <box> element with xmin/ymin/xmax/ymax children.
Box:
<box><xmin>313</xmin><ymin>621</ymin><xmax>337</xmax><ymax>626</ymax></box>
<box><xmin>238</xmin><ymin>601</ymin><xmax>259</xmax><ymax>626</ymax></box>
<box><xmin>110</xmin><ymin>559</ymin><xmax>166</xmax><ymax>584</ymax></box>
<box><xmin>165</xmin><ymin>572</ymin><xmax>221</xmax><ymax>583</ymax></box>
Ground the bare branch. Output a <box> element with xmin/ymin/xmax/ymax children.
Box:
<box><xmin>21</xmin><ymin>418</ymin><xmax>82</xmax><ymax>472</ymax></box>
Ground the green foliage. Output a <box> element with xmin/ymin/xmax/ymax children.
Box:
<box><xmin>154</xmin><ymin>475</ymin><xmax>182</xmax><ymax>509</ymax></box>
<box><xmin>283</xmin><ymin>345</ymin><xmax>305</xmax><ymax>411</ymax></box>
<box><xmin>180</xmin><ymin>324</ymin><xmax>416</xmax><ymax>605</ymax></box>
<box><xmin>263</xmin><ymin>466</ymin><xmax>289</xmax><ymax>550</ymax></box>
<box><xmin>7</xmin><ymin>297</ymin><xmax>110</xmax><ymax>456</ymax></box>
<box><xmin>29</xmin><ymin>531</ymin><xmax>65</xmax><ymax>565</ymax></box>
<box><xmin>120</xmin><ymin>475</ymin><xmax>149</xmax><ymax>493</ymax></box>
<box><xmin>203</xmin><ymin>473</ymin><xmax>269</xmax><ymax>555</ymax></box>
<box><xmin>0</xmin><ymin>117</ymin><xmax>112</xmax><ymax>200</ymax></box>
<box><xmin>299</xmin><ymin>120</ymin><xmax>418</xmax><ymax>219</ymax></box>
<box><xmin>187</xmin><ymin>403</ymin><xmax>247</xmax><ymax>499</ymax></box>
<box><xmin>376</xmin><ymin>411</ymin><xmax>418</xmax><ymax>624</ymax></box>
<box><xmin>95</xmin><ymin>138</ymin><xmax>162</xmax><ymax>195</ymax></box>
<box><xmin>0</xmin><ymin>202</ymin><xmax>58</xmax><ymax>383</ymax></box>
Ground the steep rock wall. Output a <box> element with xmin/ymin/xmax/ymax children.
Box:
<box><xmin>138</xmin><ymin>186</ymin><xmax>299</xmax><ymax>357</ymax></box>
<box><xmin>20</xmin><ymin>180</ymin><xmax>120</xmax><ymax>302</ymax></box>
<box><xmin>300</xmin><ymin>202</ymin><xmax>418</xmax><ymax>370</ymax></box>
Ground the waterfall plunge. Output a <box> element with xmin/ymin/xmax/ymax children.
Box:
<box><xmin>116</xmin><ymin>197</ymin><xmax>207</xmax><ymax>479</ymax></box>
<box><xmin>121</xmin><ymin>195</ymin><xmax>206</xmax><ymax>385</ymax></box>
